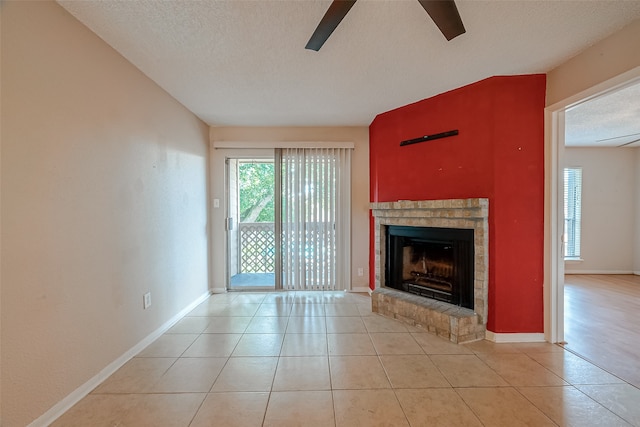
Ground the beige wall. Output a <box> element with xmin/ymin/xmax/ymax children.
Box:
<box><xmin>1</xmin><ymin>2</ymin><xmax>210</xmax><ymax>426</ymax></box>
<box><xmin>0</xmin><ymin>3</ymin><xmax>4</xmax><ymax>424</ymax></box>
<box><xmin>564</xmin><ymin>148</ymin><xmax>637</xmax><ymax>273</ymax></box>
<box><xmin>210</xmin><ymin>127</ymin><xmax>370</xmax><ymax>291</ymax></box>
<box><xmin>546</xmin><ymin>18</ymin><xmax>640</xmax><ymax>106</ymax></box>
<box><xmin>636</xmin><ymin>149</ymin><xmax>640</xmax><ymax>274</ymax></box>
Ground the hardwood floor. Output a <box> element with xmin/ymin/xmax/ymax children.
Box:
<box><xmin>564</xmin><ymin>274</ymin><xmax>640</xmax><ymax>388</ymax></box>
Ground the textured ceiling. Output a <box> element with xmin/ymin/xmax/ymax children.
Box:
<box><xmin>57</xmin><ymin>0</ymin><xmax>640</xmax><ymax>127</ymax></box>
<box><xmin>565</xmin><ymin>80</ymin><xmax>640</xmax><ymax>148</ymax></box>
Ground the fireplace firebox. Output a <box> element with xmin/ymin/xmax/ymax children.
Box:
<box><xmin>385</xmin><ymin>225</ymin><xmax>474</xmax><ymax>310</ymax></box>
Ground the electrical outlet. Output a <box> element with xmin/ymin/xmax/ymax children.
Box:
<box><xmin>357</xmin><ymin>268</ymin><xmax>364</xmax><ymax>277</ymax></box>
<box><xmin>143</xmin><ymin>292</ymin><xmax>152</xmax><ymax>309</ymax></box>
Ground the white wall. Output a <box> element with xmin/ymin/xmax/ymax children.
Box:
<box><xmin>564</xmin><ymin>147</ymin><xmax>637</xmax><ymax>273</ymax></box>
<box><xmin>210</xmin><ymin>127</ymin><xmax>370</xmax><ymax>292</ymax></box>
<box><xmin>1</xmin><ymin>2</ymin><xmax>210</xmax><ymax>425</ymax></box>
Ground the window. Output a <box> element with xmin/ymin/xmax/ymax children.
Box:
<box><xmin>564</xmin><ymin>167</ymin><xmax>582</xmax><ymax>259</ymax></box>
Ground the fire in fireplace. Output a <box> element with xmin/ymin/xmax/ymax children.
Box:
<box><xmin>385</xmin><ymin>225</ymin><xmax>474</xmax><ymax>310</ymax></box>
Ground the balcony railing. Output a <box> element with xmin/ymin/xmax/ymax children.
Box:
<box><xmin>238</xmin><ymin>222</ymin><xmax>336</xmax><ymax>283</ymax></box>
<box><xmin>239</xmin><ymin>222</ymin><xmax>275</xmax><ymax>273</ymax></box>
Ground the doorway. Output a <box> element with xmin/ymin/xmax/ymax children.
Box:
<box><xmin>547</xmin><ymin>69</ymin><xmax>640</xmax><ymax>346</ymax></box>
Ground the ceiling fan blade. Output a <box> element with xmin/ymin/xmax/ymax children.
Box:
<box><xmin>417</xmin><ymin>0</ymin><xmax>466</xmax><ymax>41</ymax></box>
<box><xmin>305</xmin><ymin>0</ymin><xmax>357</xmax><ymax>51</ymax></box>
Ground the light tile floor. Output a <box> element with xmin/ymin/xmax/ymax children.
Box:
<box><xmin>53</xmin><ymin>291</ymin><xmax>640</xmax><ymax>427</ymax></box>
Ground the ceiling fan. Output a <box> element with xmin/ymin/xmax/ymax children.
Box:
<box><xmin>305</xmin><ymin>0</ymin><xmax>466</xmax><ymax>51</ymax></box>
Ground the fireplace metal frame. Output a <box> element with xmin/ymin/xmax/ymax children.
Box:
<box><xmin>385</xmin><ymin>225</ymin><xmax>474</xmax><ymax>309</ymax></box>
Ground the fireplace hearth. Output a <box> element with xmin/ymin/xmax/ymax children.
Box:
<box><xmin>370</xmin><ymin>199</ymin><xmax>488</xmax><ymax>343</ymax></box>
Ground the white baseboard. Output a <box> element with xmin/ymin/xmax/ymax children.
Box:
<box><xmin>565</xmin><ymin>270</ymin><xmax>634</xmax><ymax>275</ymax></box>
<box><xmin>485</xmin><ymin>331</ymin><xmax>546</xmax><ymax>343</ymax></box>
<box><xmin>349</xmin><ymin>286</ymin><xmax>371</xmax><ymax>293</ymax></box>
<box><xmin>211</xmin><ymin>287</ymin><xmax>227</xmax><ymax>294</ymax></box>
<box><xmin>634</xmin><ymin>271</ymin><xmax>640</xmax><ymax>276</ymax></box>
<box><xmin>29</xmin><ymin>290</ymin><xmax>212</xmax><ymax>427</ymax></box>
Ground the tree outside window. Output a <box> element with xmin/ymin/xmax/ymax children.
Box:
<box><xmin>239</xmin><ymin>161</ymin><xmax>274</xmax><ymax>223</ymax></box>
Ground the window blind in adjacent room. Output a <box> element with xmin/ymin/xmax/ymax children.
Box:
<box><xmin>564</xmin><ymin>167</ymin><xmax>582</xmax><ymax>259</ymax></box>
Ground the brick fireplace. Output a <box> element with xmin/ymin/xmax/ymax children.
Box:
<box><xmin>370</xmin><ymin>198</ymin><xmax>488</xmax><ymax>343</ymax></box>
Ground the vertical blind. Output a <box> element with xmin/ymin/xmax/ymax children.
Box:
<box><xmin>279</xmin><ymin>148</ymin><xmax>351</xmax><ymax>290</ymax></box>
<box><xmin>563</xmin><ymin>167</ymin><xmax>582</xmax><ymax>259</ymax></box>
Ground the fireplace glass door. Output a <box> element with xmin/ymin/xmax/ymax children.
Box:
<box><xmin>385</xmin><ymin>226</ymin><xmax>474</xmax><ymax>309</ymax></box>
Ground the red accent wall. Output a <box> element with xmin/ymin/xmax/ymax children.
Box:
<box><xmin>369</xmin><ymin>75</ymin><xmax>546</xmax><ymax>333</ymax></box>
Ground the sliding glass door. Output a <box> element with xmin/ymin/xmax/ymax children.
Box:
<box><xmin>226</xmin><ymin>148</ymin><xmax>351</xmax><ymax>291</ymax></box>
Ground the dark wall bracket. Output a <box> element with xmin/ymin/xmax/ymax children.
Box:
<box><xmin>400</xmin><ymin>130</ymin><xmax>459</xmax><ymax>147</ymax></box>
